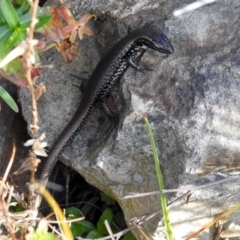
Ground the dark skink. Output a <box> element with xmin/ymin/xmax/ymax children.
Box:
<box><xmin>39</xmin><ymin>27</ymin><xmax>174</xmax><ymax>192</ymax></box>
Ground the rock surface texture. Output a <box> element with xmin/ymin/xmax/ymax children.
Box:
<box><xmin>19</xmin><ymin>0</ymin><xmax>240</xmax><ymax>239</ymax></box>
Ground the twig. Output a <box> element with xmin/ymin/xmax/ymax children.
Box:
<box><xmin>24</xmin><ymin>0</ymin><xmax>42</xmax><ymax>214</ymax></box>
<box><xmin>25</xmin><ymin>0</ymin><xmax>39</xmax><ymax>139</ymax></box>
<box><xmin>173</xmin><ymin>0</ymin><xmax>216</xmax><ymax>16</ymax></box>
<box><xmin>104</xmin><ymin>220</ymin><xmax>115</xmax><ymax>240</ymax></box>
<box><xmin>131</xmin><ymin>221</ymin><xmax>150</xmax><ymax>240</ymax></box>
<box><xmin>0</xmin><ymin>144</ymin><xmax>15</xmax><ymax>194</ymax></box>
<box><xmin>48</xmin><ymin>223</ymin><xmax>65</xmax><ymax>238</ymax></box>
<box><xmin>47</xmin><ymin>216</ymin><xmax>85</xmax><ymax>224</ymax></box>
<box><xmin>123</xmin><ymin>175</ymin><xmax>240</xmax><ymax>199</ymax></box>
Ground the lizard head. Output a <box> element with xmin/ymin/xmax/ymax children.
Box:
<box><xmin>142</xmin><ymin>28</ymin><xmax>174</xmax><ymax>54</ymax></box>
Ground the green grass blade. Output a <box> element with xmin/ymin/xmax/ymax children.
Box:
<box><xmin>16</xmin><ymin>0</ymin><xmax>30</xmax><ymax>16</ymax></box>
<box><xmin>0</xmin><ymin>5</ymin><xmax>6</xmax><ymax>24</ymax></box>
<box><xmin>0</xmin><ymin>25</ymin><xmax>14</xmax><ymax>43</ymax></box>
<box><xmin>4</xmin><ymin>29</ymin><xmax>25</xmax><ymax>49</ymax></box>
<box><xmin>0</xmin><ymin>86</ymin><xmax>18</xmax><ymax>112</ymax></box>
<box><xmin>0</xmin><ymin>0</ymin><xmax>20</xmax><ymax>28</ymax></box>
<box><xmin>19</xmin><ymin>12</ymin><xmax>52</xmax><ymax>30</ymax></box>
<box><xmin>143</xmin><ymin>115</ymin><xmax>173</xmax><ymax>240</ymax></box>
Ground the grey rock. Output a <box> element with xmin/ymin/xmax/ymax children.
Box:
<box><xmin>20</xmin><ymin>0</ymin><xmax>240</xmax><ymax>239</ymax></box>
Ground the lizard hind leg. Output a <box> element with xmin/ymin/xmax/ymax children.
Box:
<box><xmin>101</xmin><ymin>94</ymin><xmax>119</xmax><ymax>125</ymax></box>
<box><xmin>100</xmin><ymin>94</ymin><xmax>120</xmax><ymax>140</ymax></box>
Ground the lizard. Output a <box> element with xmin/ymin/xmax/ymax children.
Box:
<box><xmin>35</xmin><ymin>27</ymin><xmax>174</xmax><ymax>210</ymax></box>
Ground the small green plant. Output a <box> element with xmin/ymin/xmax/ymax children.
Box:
<box><xmin>0</xmin><ymin>0</ymin><xmax>51</xmax><ymax>111</ymax></box>
<box><xmin>0</xmin><ymin>0</ymin><xmax>94</xmax><ymax>111</ymax></box>
<box><xmin>65</xmin><ymin>206</ymin><xmax>95</xmax><ymax>238</ymax></box>
<box><xmin>65</xmin><ymin>206</ymin><xmax>117</xmax><ymax>238</ymax></box>
<box><xmin>65</xmin><ymin>202</ymin><xmax>136</xmax><ymax>239</ymax></box>
<box><xmin>0</xmin><ymin>0</ymin><xmax>52</xmax><ymax>86</ymax></box>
